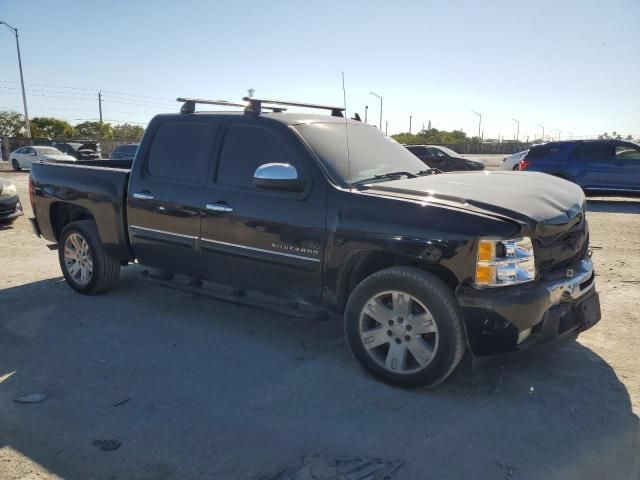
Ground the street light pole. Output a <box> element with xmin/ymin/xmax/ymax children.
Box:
<box><xmin>512</xmin><ymin>118</ymin><xmax>520</xmax><ymax>142</ymax></box>
<box><xmin>538</xmin><ymin>124</ymin><xmax>545</xmax><ymax>141</ymax></box>
<box><xmin>409</xmin><ymin>115</ymin><xmax>412</xmax><ymax>134</ymax></box>
<box><xmin>555</xmin><ymin>128</ymin><xmax>561</xmax><ymax>141</ymax></box>
<box><xmin>0</xmin><ymin>21</ymin><xmax>31</xmax><ymax>138</ymax></box>
<box><xmin>369</xmin><ymin>91</ymin><xmax>382</xmax><ymax>131</ymax></box>
<box><xmin>471</xmin><ymin>111</ymin><xmax>482</xmax><ymax>140</ymax></box>
<box><xmin>364</xmin><ymin>105</ymin><xmax>368</xmax><ymax>124</ymax></box>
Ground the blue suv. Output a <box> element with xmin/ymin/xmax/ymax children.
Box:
<box><xmin>519</xmin><ymin>140</ymin><xmax>640</xmax><ymax>196</ymax></box>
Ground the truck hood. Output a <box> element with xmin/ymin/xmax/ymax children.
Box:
<box><xmin>363</xmin><ymin>171</ymin><xmax>585</xmax><ymax>234</ymax></box>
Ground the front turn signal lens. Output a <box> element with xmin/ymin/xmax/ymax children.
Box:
<box><xmin>477</xmin><ymin>240</ymin><xmax>495</xmax><ymax>262</ymax></box>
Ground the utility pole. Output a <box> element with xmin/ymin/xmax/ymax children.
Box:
<box><xmin>385</xmin><ymin>121</ymin><xmax>388</xmax><ymax>135</ymax></box>
<box><xmin>409</xmin><ymin>115</ymin><xmax>412</xmax><ymax>134</ymax></box>
<box><xmin>555</xmin><ymin>128</ymin><xmax>561</xmax><ymax>141</ymax></box>
<box><xmin>98</xmin><ymin>91</ymin><xmax>103</xmax><ymax>123</ymax></box>
<box><xmin>369</xmin><ymin>91</ymin><xmax>383</xmax><ymax>132</ymax></box>
<box><xmin>0</xmin><ymin>21</ymin><xmax>31</xmax><ymax>138</ymax></box>
<box><xmin>512</xmin><ymin>118</ymin><xmax>520</xmax><ymax>142</ymax></box>
<box><xmin>538</xmin><ymin>124</ymin><xmax>545</xmax><ymax>141</ymax></box>
<box><xmin>364</xmin><ymin>105</ymin><xmax>368</xmax><ymax>124</ymax></box>
<box><xmin>471</xmin><ymin>111</ymin><xmax>482</xmax><ymax>140</ymax></box>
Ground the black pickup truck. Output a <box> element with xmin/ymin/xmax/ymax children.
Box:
<box><xmin>29</xmin><ymin>97</ymin><xmax>601</xmax><ymax>387</ymax></box>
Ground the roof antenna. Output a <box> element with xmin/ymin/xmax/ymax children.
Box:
<box><xmin>341</xmin><ymin>71</ymin><xmax>352</xmax><ymax>190</ymax></box>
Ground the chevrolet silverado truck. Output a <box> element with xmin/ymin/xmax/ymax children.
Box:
<box><xmin>28</xmin><ymin>97</ymin><xmax>601</xmax><ymax>388</ymax></box>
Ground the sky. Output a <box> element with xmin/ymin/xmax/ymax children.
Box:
<box><xmin>1</xmin><ymin>0</ymin><xmax>639</xmax><ymax>140</ymax></box>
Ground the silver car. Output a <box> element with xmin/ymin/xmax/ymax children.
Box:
<box><xmin>10</xmin><ymin>146</ymin><xmax>77</xmax><ymax>171</ymax></box>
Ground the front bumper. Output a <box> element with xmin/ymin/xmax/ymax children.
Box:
<box><xmin>0</xmin><ymin>195</ymin><xmax>23</xmax><ymax>221</ymax></box>
<box><xmin>456</xmin><ymin>258</ymin><xmax>600</xmax><ymax>359</ymax></box>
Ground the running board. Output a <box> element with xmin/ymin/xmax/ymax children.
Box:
<box><xmin>140</xmin><ymin>271</ymin><xmax>328</xmax><ymax>321</ymax></box>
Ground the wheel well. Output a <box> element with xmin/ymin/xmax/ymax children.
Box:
<box><xmin>337</xmin><ymin>251</ymin><xmax>459</xmax><ymax>313</ymax></box>
<box><xmin>50</xmin><ymin>203</ymin><xmax>95</xmax><ymax>241</ymax></box>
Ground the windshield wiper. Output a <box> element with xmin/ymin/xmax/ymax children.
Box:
<box><xmin>416</xmin><ymin>169</ymin><xmax>442</xmax><ymax>176</ymax></box>
<box><xmin>353</xmin><ymin>171</ymin><xmax>417</xmax><ymax>186</ymax></box>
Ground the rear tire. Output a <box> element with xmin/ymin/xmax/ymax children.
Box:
<box><xmin>11</xmin><ymin>159</ymin><xmax>20</xmax><ymax>171</ymax></box>
<box><xmin>344</xmin><ymin>267</ymin><xmax>466</xmax><ymax>388</ymax></box>
<box><xmin>58</xmin><ymin>220</ymin><xmax>120</xmax><ymax>294</ymax></box>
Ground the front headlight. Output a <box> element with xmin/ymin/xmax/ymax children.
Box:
<box><xmin>475</xmin><ymin>237</ymin><xmax>536</xmax><ymax>287</ymax></box>
<box><xmin>0</xmin><ymin>184</ymin><xmax>17</xmax><ymax>197</ymax></box>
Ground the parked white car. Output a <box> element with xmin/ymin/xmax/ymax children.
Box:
<box><xmin>10</xmin><ymin>146</ymin><xmax>76</xmax><ymax>170</ymax></box>
<box><xmin>501</xmin><ymin>150</ymin><xmax>529</xmax><ymax>170</ymax></box>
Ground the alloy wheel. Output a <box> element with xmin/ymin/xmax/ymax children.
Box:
<box><xmin>358</xmin><ymin>290</ymin><xmax>439</xmax><ymax>374</ymax></box>
<box><xmin>64</xmin><ymin>233</ymin><xmax>94</xmax><ymax>286</ymax></box>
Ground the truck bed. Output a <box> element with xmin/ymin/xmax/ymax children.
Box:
<box><xmin>30</xmin><ymin>161</ymin><xmax>132</xmax><ymax>261</ymax></box>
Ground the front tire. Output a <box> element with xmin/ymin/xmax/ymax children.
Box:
<box><xmin>11</xmin><ymin>159</ymin><xmax>20</xmax><ymax>171</ymax></box>
<box><xmin>58</xmin><ymin>220</ymin><xmax>120</xmax><ymax>294</ymax></box>
<box><xmin>344</xmin><ymin>267</ymin><xmax>466</xmax><ymax>388</ymax></box>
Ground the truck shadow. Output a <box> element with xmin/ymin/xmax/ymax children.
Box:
<box><xmin>587</xmin><ymin>198</ymin><xmax>640</xmax><ymax>214</ymax></box>
<box><xmin>1</xmin><ymin>271</ymin><xmax>638</xmax><ymax>480</ymax></box>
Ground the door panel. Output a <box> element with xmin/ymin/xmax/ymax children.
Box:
<box><xmin>199</xmin><ymin>118</ymin><xmax>327</xmax><ymax>304</ymax></box>
<box><xmin>127</xmin><ymin>118</ymin><xmax>222</xmax><ymax>276</ymax></box>
<box><xmin>609</xmin><ymin>144</ymin><xmax>640</xmax><ymax>192</ymax></box>
<box><xmin>571</xmin><ymin>143</ymin><xmax>615</xmax><ymax>190</ymax></box>
<box><xmin>22</xmin><ymin>148</ymin><xmax>37</xmax><ymax>168</ymax></box>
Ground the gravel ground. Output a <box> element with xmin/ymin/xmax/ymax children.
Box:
<box><xmin>1</xmin><ymin>163</ymin><xmax>639</xmax><ymax>480</ymax></box>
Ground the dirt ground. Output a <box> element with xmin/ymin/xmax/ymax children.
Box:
<box><xmin>1</xmin><ymin>163</ymin><xmax>639</xmax><ymax>480</ymax></box>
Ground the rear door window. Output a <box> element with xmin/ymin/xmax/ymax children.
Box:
<box><xmin>407</xmin><ymin>147</ymin><xmax>429</xmax><ymax>159</ymax></box>
<box><xmin>146</xmin><ymin>122</ymin><xmax>216</xmax><ymax>182</ymax></box>
<box><xmin>571</xmin><ymin>144</ymin><xmax>613</xmax><ymax>161</ymax></box>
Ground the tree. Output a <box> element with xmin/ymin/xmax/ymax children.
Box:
<box><xmin>112</xmin><ymin>123</ymin><xmax>145</xmax><ymax>141</ymax></box>
<box><xmin>31</xmin><ymin>117</ymin><xmax>75</xmax><ymax>139</ymax></box>
<box><xmin>74</xmin><ymin>121</ymin><xmax>114</xmax><ymax>139</ymax></box>
<box><xmin>392</xmin><ymin>128</ymin><xmax>469</xmax><ymax>145</ymax></box>
<box><xmin>0</xmin><ymin>110</ymin><xmax>25</xmax><ymax>137</ymax></box>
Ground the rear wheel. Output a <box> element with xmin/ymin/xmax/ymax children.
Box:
<box><xmin>58</xmin><ymin>220</ymin><xmax>120</xmax><ymax>294</ymax></box>
<box><xmin>11</xmin><ymin>159</ymin><xmax>20</xmax><ymax>171</ymax></box>
<box><xmin>344</xmin><ymin>267</ymin><xmax>466</xmax><ymax>388</ymax></box>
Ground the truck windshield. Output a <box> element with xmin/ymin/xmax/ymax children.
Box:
<box><xmin>294</xmin><ymin>122</ymin><xmax>429</xmax><ymax>186</ymax></box>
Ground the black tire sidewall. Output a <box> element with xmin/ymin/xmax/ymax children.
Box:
<box><xmin>11</xmin><ymin>159</ymin><xmax>20</xmax><ymax>171</ymax></box>
<box><xmin>58</xmin><ymin>222</ymin><xmax>103</xmax><ymax>294</ymax></box>
<box><xmin>345</xmin><ymin>268</ymin><xmax>465</xmax><ymax>388</ymax></box>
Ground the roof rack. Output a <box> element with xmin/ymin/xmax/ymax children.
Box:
<box><xmin>242</xmin><ymin>97</ymin><xmax>345</xmax><ymax>117</ymax></box>
<box><xmin>176</xmin><ymin>97</ymin><xmax>287</xmax><ymax>115</ymax></box>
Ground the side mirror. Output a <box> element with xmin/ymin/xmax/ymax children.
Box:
<box><xmin>31</xmin><ymin>152</ymin><xmax>38</xmax><ymax>156</ymax></box>
<box><xmin>253</xmin><ymin>163</ymin><xmax>306</xmax><ymax>192</ymax></box>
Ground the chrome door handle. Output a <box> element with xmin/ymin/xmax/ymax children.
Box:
<box><xmin>206</xmin><ymin>203</ymin><xmax>233</xmax><ymax>213</ymax></box>
<box><xmin>133</xmin><ymin>191</ymin><xmax>154</xmax><ymax>200</ymax></box>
